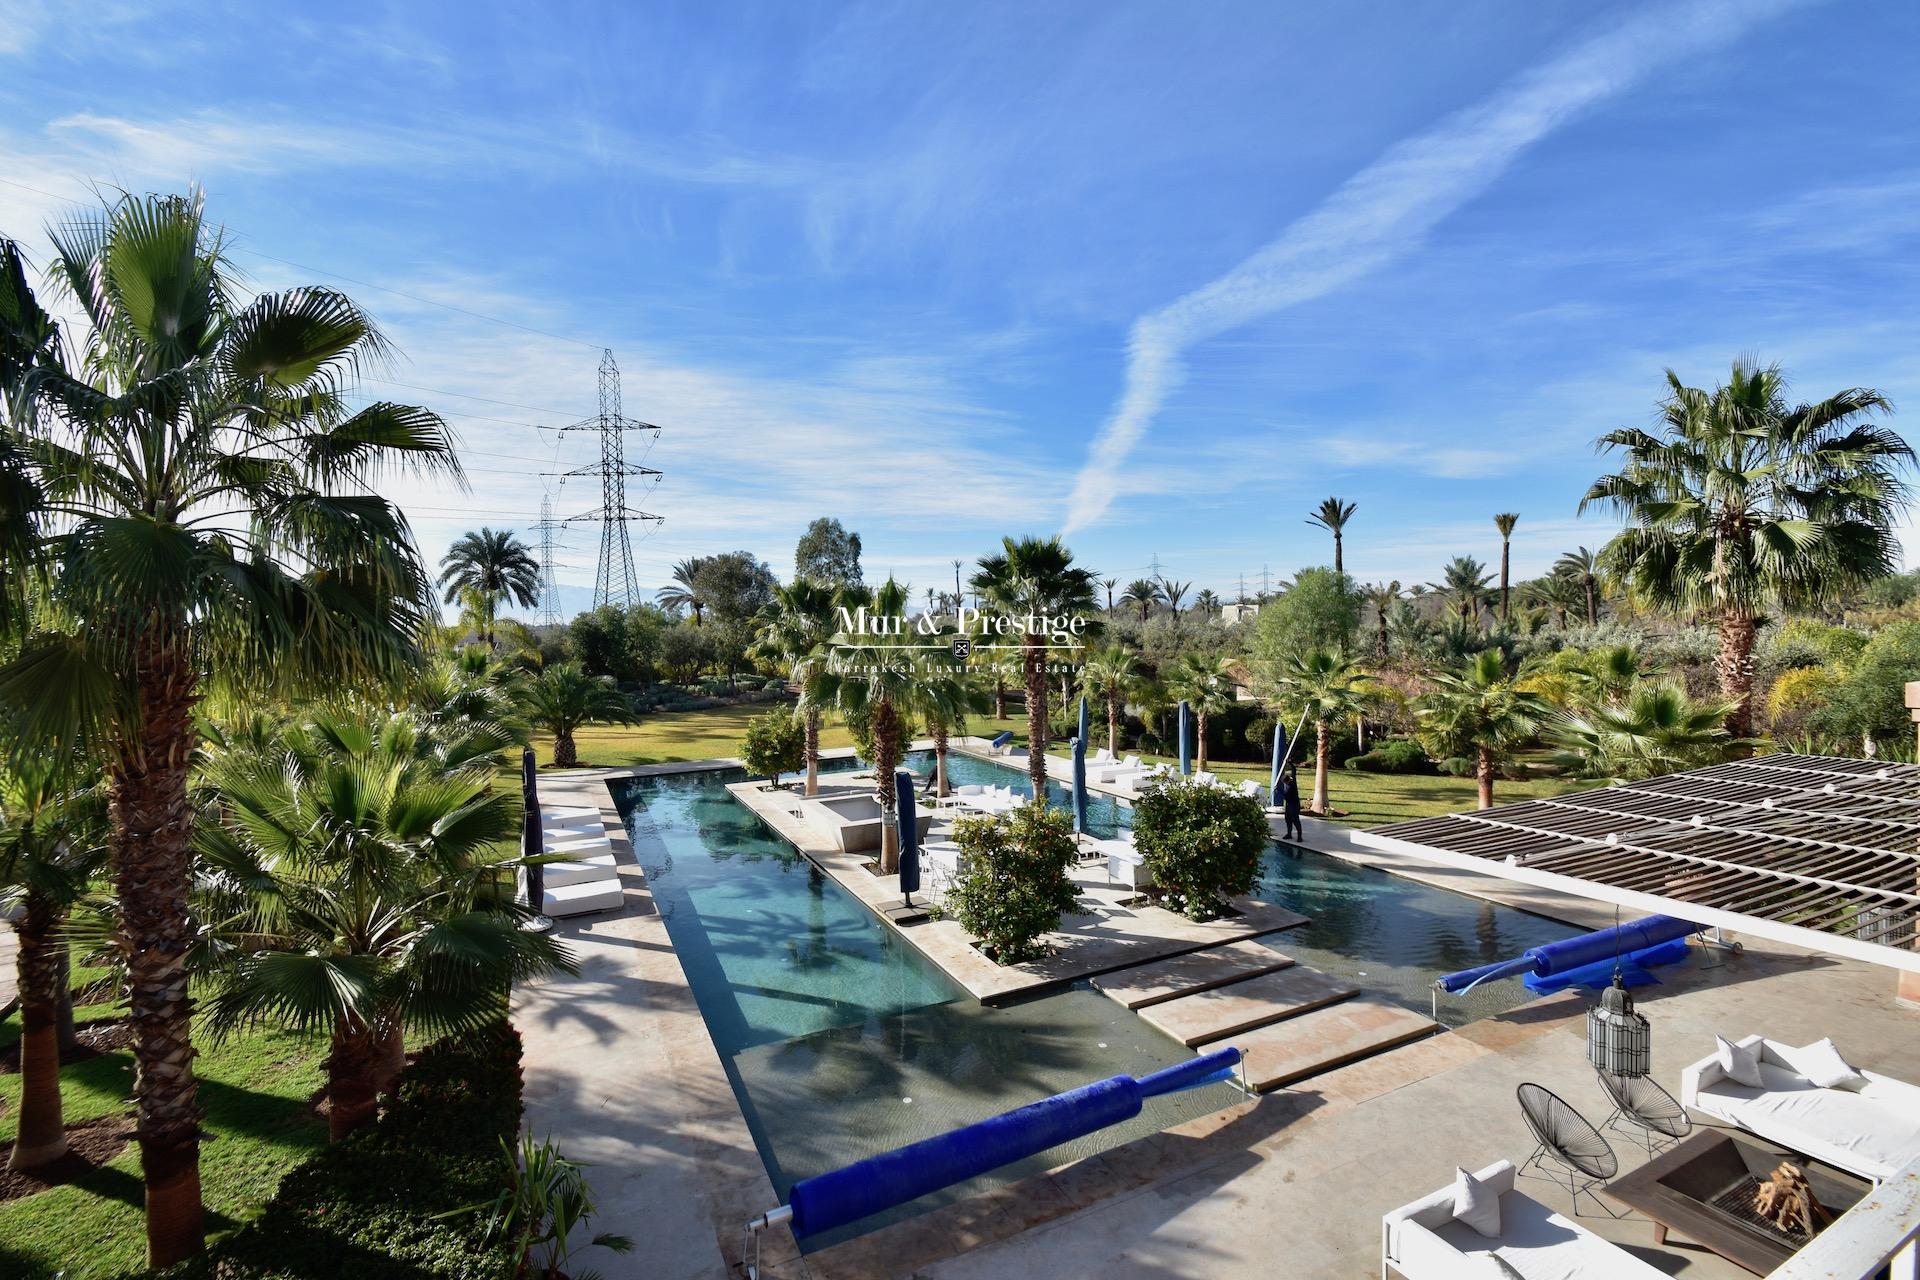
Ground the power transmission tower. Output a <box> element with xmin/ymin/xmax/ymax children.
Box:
<box><xmin>1259</xmin><ymin>565</ymin><xmax>1272</xmax><ymax>599</ymax></box>
<box><xmin>534</xmin><ymin>494</ymin><xmax>566</xmax><ymax>627</ymax></box>
<box><xmin>555</xmin><ymin>350</ymin><xmax>663</xmax><ymax>609</ymax></box>
<box><xmin>1237</xmin><ymin>573</ymin><xmax>1247</xmax><ymax>605</ymax></box>
<box><xmin>1146</xmin><ymin>551</ymin><xmax>1165</xmax><ymax>577</ymax></box>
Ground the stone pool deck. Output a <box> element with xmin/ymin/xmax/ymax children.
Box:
<box><xmin>511</xmin><ymin>750</ymin><xmax>1920</xmax><ymax>1280</ymax></box>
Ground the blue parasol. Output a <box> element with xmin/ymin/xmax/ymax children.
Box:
<box><xmin>894</xmin><ymin>769</ymin><xmax>920</xmax><ymax>902</ymax></box>
<box><xmin>1077</xmin><ymin>695</ymin><xmax>1090</xmax><ymax>746</ymax></box>
<box><xmin>1070</xmin><ymin>735</ymin><xmax>1089</xmax><ymax>834</ymax></box>
<box><xmin>1177</xmin><ymin>700</ymin><xmax>1191</xmax><ymax>775</ymax></box>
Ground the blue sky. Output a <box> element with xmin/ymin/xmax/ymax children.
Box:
<box><xmin>4</xmin><ymin>0</ymin><xmax>1919</xmax><ymax>616</ymax></box>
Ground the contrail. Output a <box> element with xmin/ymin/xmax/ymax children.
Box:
<box><xmin>1062</xmin><ymin>0</ymin><xmax>1809</xmax><ymax>534</ymax></box>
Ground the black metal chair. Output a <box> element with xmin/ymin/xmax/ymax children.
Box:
<box><xmin>1595</xmin><ymin>1070</ymin><xmax>1691</xmax><ymax>1155</ymax></box>
<box><xmin>1516</xmin><ymin>1083</ymin><xmax>1619</xmax><ymax>1215</ymax></box>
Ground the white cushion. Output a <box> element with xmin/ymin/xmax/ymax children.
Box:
<box><xmin>1779</xmin><ymin>1038</ymin><xmax>1868</xmax><ymax>1091</ymax></box>
<box><xmin>1452</xmin><ymin>1165</ymin><xmax>1502</xmax><ymax>1239</ymax></box>
<box><xmin>543</xmin><ymin>877</ymin><xmax>622</xmax><ymax>917</ymax></box>
<box><xmin>1717</xmin><ymin>1033</ymin><xmax>1765</xmax><ymax>1087</ymax></box>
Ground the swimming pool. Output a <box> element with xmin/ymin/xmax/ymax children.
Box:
<box><xmin>611</xmin><ymin>759</ymin><xmax>1238</xmax><ymax>1247</ymax></box>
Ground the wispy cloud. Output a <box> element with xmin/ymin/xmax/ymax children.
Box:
<box><xmin>1062</xmin><ymin>0</ymin><xmax>1808</xmax><ymax>534</ymax></box>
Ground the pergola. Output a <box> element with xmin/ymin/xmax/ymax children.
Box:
<box><xmin>1352</xmin><ymin>754</ymin><xmax>1920</xmax><ymax>978</ymax></box>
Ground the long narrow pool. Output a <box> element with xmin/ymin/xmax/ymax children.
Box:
<box><xmin>611</xmin><ymin>752</ymin><xmax>1592</xmax><ymax>1245</ymax></box>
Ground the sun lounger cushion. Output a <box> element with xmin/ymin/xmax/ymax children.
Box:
<box><xmin>543</xmin><ymin>877</ymin><xmax>623</xmax><ymax>917</ymax></box>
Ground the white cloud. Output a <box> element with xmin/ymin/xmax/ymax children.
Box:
<box><xmin>1061</xmin><ymin>0</ymin><xmax>1810</xmax><ymax>534</ymax></box>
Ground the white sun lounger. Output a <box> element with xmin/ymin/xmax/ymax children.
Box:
<box><xmin>1094</xmin><ymin>755</ymin><xmax>1142</xmax><ymax>784</ymax></box>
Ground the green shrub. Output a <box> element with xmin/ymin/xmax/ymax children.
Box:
<box><xmin>1130</xmin><ymin>778</ymin><xmax>1268</xmax><ymax>921</ymax></box>
<box><xmin>1439</xmin><ymin>755</ymin><xmax>1474</xmax><ymax>777</ymax></box>
<box><xmin>153</xmin><ymin>1023</ymin><xmax>525</xmax><ymax>1280</ymax></box>
<box><xmin>1343</xmin><ymin>738</ymin><xmax>1430</xmax><ymax>773</ymax></box>
<box><xmin>941</xmin><ymin>803</ymin><xmax>1080</xmax><ymax>963</ymax></box>
<box><xmin>741</xmin><ymin>709</ymin><xmax>805</xmax><ymax>785</ymax></box>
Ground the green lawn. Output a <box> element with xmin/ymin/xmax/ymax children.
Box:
<box><xmin>0</xmin><ymin>963</ymin><xmax>329</xmax><ymax>1280</ymax></box>
<box><xmin>516</xmin><ymin>704</ymin><xmax>1593</xmax><ymax>826</ymax></box>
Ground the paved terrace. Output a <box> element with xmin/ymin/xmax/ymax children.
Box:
<box><xmin>510</xmin><ymin>749</ymin><xmax>1920</xmax><ymax>1280</ymax></box>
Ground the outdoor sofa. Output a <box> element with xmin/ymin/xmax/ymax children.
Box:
<box><xmin>1679</xmin><ymin>1034</ymin><xmax>1920</xmax><ymax>1181</ymax></box>
<box><xmin>1381</xmin><ymin>1159</ymin><xmax>1669</xmax><ymax>1280</ymax></box>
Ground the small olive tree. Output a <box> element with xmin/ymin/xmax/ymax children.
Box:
<box><xmin>1131</xmin><ymin>778</ymin><xmax>1269</xmax><ymax>921</ymax></box>
<box><xmin>741</xmin><ymin>710</ymin><xmax>805</xmax><ymax>787</ymax></box>
<box><xmin>943</xmin><ymin>802</ymin><xmax>1080</xmax><ymax>963</ymax></box>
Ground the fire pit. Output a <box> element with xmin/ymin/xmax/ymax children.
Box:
<box><xmin>1604</xmin><ymin>1130</ymin><xmax>1869</xmax><ymax>1276</ymax></box>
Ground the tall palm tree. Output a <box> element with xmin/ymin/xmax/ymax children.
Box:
<box><xmin>1265</xmin><ymin>650</ymin><xmax>1373</xmax><ymax>814</ymax></box>
<box><xmin>1159</xmin><ymin>578</ymin><xmax>1191</xmax><ymax>620</ymax></box>
<box><xmin>1165</xmin><ymin>654</ymin><xmax>1235</xmax><ymax>772</ymax></box>
<box><xmin>1076</xmin><ymin>646</ymin><xmax>1140</xmax><ymax>757</ymax></box>
<box><xmin>437</xmin><ymin>528</ymin><xmax>539</xmax><ymax>649</ymax></box>
<box><xmin>0</xmin><ymin>197</ymin><xmax>458</xmax><ymax>1266</ymax></box>
<box><xmin>1525</xmin><ymin>571</ymin><xmax>1584</xmax><ymax>628</ymax></box>
<box><xmin>1362</xmin><ymin>581</ymin><xmax>1400</xmax><ymax>659</ymax></box>
<box><xmin>1193</xmin><ymin>588</ymin><xmax>1220</xmax><ymax>620</ymax></box>
<box><xmin>1554</xmin><ymin>547</ymin><xmax>1603</xmax><ymax>626</ymax></box>
<box><xmin>1101</xmin><ymin>577</ymin><xmax>1117</xmax><ymax>614</ymax></box>
<box><xmin>1584</xmin><ymin>361</ymin><xmax>1908</xmax><ymax>736</ymax></box>
<box><xmin>806</xmin><ymin>579</ymin><xmax>924</xmax><ymax>873</ymax></box>
<box><xmin>1</xmin><ymin>753</ymin><xmax>107</xmax><ymax>1171</ymax></box>
<box><xmin>1550</xmin><ymin>683</ymin><xmax>1742</xmax><ymax>781</ymax></box>
<box><xmin>1431</xmin><ymin>556</ymin><xmax>1494</xmax><ymax>629</ymax></box>
<box><xmin>1417</xmin><ymin>650</ymin><xmax>1546</xmax><ymax>809</ymax></box>
<box><xmin>1120</xmin><ymin>578</ymin><xmax>1160</xmax><ymax>622</ymax></box>
<box><xmin>1307</xmin><ymin>497</ymin><xmax>1357</xmax><ymax>574</ymax></box>
<box><xmin>750</xmin><ymin>579</ymin><xmax>841</xmax><ymax>795</ymax></box>
<box><xmin>971</xmin><ymin>537</ymin><xmax>1100</xmax><ymax>799</ymax></box>
<box><xmin>655</xmin><ymin>557</ymin><xmax>709</xmax><ymax>623</ymax></box>
<box><xmin>1493</xmin><ymin>513</ymin><xmax>1519</xmax><ymax>623</ymax></box>
<box><xmin>914</xmin><ymin>653</ymin><xmax>987</xmax><ymax>798</ymax></box>
<box><xmin>197</xmin><ymin>715</ymin><xmax>571</xmax><ymax>1141</ymax></box>
<box><xmin>520</xmin><ymin>662</ymin><xmax>633</xmax><ymax>767</ymax></box>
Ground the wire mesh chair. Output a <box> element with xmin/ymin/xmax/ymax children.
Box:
<box><xmin>1595</xmin><ymin>1069</ymin><xmax>1692</xmax><ymax>1156</ymax></box>
<box><xmin>1516</xmin><ymin>1083</ymin><xmax>1619</xmax><ymax>1215</ymax></box>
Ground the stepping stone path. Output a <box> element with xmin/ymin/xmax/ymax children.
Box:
<box><xmin>1090</xmin><ymin>929</ymin><xmax>1440</xmax><ymax>1093</ymax></box>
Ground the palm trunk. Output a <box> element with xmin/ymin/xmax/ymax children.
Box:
<box><xmin>112</xmin><ymin>631</ymin><xmax>205</xmax><ymax>1268</ymax></box>
<box><xmin>1499</xmin><ymin>542</ymin><xmax>1511</xmax><ymax>623</ymax></box>
<box><xmin>9</xmin><ymin>897</ymin><xmax>68</xmax><ymax>1170</ymax></box>
<box><xmin>993</xmin><ymin>677</ymin><xmax>1006</xmax><ymax>720</ymax></box>
<box><xmin>1196</xmin><ymin>712</ymin><xmax>1209</xmax><ymax>772</ymax></box>
<box><xmin>931</xmin><ymin>718</ymin><xmax>951</xmax><ymax>797</ymax></box>
<box><xmin>1333</xmin><ymin>533</ymin><xmax>1343</xmax><ymax>576</ymax></box>
<box><xmin>1313</xmin><ymin>722</ymin><xmax>1331</xmax><ymax>814</ymax></box>
<box><xmin>1476</xmin><ymin>746</ymin><xmax>1495</xmax><ymax>809</ymax></box>
<box><xmin>1106</xmin><ymin>694</ymin><xmax>1120</xmax><ymax>757</ymax></box>
<box><xmin>1024</xmin><ymin>635</ymin><xmax>1048</xmax><ymax>798</ymax></box>
<box><xmin>1375</xmin><ymin>616</ymin><xmax>1388</xmax><ymax>660</ymax></box>
<box><xmin>1584</xmin><ymin>577</ymin><xmax>1597</xmax><ymax>626</ymax></box>
<box><xmin>553</xmin><ymin>727</ymin><xmax>577</xmax><ymax>768</ymax></box>
<box><xmin>803</xmin><ymin>708</ymin><xmax>820</xmax><ymax>796</ymax></box>
<box><xmin>371</xmin><ymin>1015</ymin><xmax>406</xmax><ymax>1100</ymax></box>
<box><xmin>327</xmin><ymin>1019</ymin><xmax>381</xmax><ymax>1141</ymax></box>
<box><xmin>1716</xmin><ymin>611</ymin><xmax>1758</xmax><ymax>740</ymax></box>
<box><xmin>54</xmin><ymin>943</ymin><xmax>78</xmax><ymax>1057</ymax></box>
<box><xmin>873</xmin><ymin>699</ymin><xmax>901</xmax><ymax>874</ymax></box>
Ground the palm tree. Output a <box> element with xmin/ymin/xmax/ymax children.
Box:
<box><xmin>656</xmin><ymin>557</ymin><xmax>709</xmax><ymax>623</ymax></box>
<box><xmin>807</xmin><ymin>579</ymin><xmax>924</xmax><ymax>873</ymax></box>
<box><xmin>971</xmin><ymin>537</ymin><xmax>1100</xmax><ymax>799</ymax></box>
<box><xmin>197</xmin><ymin>715</ymin><xmax>571</xmax><ymax>1141</ymax></box>
<box><xmin>1265</xmin><ymin>650</ymin><xmax>1373</xmax><ymax>814</ymax></box>
<box><xmin>1493</xmin><ymin>513</ymin><xmax>1519</xmax><ymax>623</ymax></box>
<box><xmin>1076</xmin><ymin>646</ymin><xmax>1140</xmax><ymax>757</ymax></box>
<box><xmin>1362</xmin><ymin>581</ymin><xmax>1400</xmax><ymax>659</ymax></box>
<box><xmin>1550</xmin><ymin>683</ymin><xmax>1741</xmax><ymax>781</ymax></box>
<box><xmin>1165</xmin><ymin>654</ymin><xmax>1235</xmax><ymax>772</ymax></box>
<box><xmin>1307</xmin><ymin>497</ymin><xmax>1357</xmax><ymax>574</ymax></box>
<box><xmin>914</xmin><ymin>657</ymin><xmax>987</xmax><ymax>798</ymax></box>
<box><xmin>521</xmin><ymin>662</ymin><xmax>633</xmax><ymax>767</ymax></box>
<box><xmin>1417</xmin><ymin>651</ymin><xmax>1546</xmax><ymax>809</ymax></box>
<box><xmin>1193</xmin><ymin>588</ymin><xmax>1220</xmax><ymax>620</ymax></box>
<box><xmin>1158</xmin><ymin>578</ymin><xmax>1191</xmax><ymax>620</ymax></box>
<box><xmin>1</xmin><ymin>754</ymin><xmax>107</xmax><ymax>1171</ymax></box>
<box><xmin>750</xmin><ymin>579</ymin><xmax>841</xmax><ymax>795</ymax></box>
<box><xmin>437</xmin><ymin>529</ymin><xmax>539</xmax><ymax>649</ymax></box>
<box><xmin>0</xmin><ymin>198</ymin><xmax>459</xmax><ymax>1266</ymax></box>
<box><xmin>1101</xmin><ymin>577</ymin><xmax>1118</xmax><ymax>613</ymax></box>
<box><xmin>1431</xmin><ymin>556</ymin><xmax>1495</xmax><ymax>629</ymax></box>
<box><xmin>1121</xmin><ymin>578</ymin><xmax>1160</xmax><ymax>622</ymax></box>
<box><xmin>1525</xmin><ymin>571</ymin><xmax>1584</xmax><ymax>628</ymax></box>
<box><xmin>1554</xmin><ymin>547</ymin><xmax>1603</xmax><ymax>626</ymax></box>
<box><xmin>1584</xmin><ymin>361</ymin><xmax>1908</xmax><ymax>736</ymax></box>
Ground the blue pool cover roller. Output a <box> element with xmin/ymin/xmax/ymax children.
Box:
<box><xmin>1177</xmin><ymin>700</ymin><xmax>1191</xmax><ymax>774</ymax></box>
<box><xmin>784</xmin><ymin>1047</ymin><xmax>1242</xmax><ymax>1238</ymax></box>
<box><xmin>1436</xmin><ymin>914</ymin><xmax>1699</xmax><ymax>994</ymax></box>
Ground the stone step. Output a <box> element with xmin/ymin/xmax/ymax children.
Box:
<box><xmin>1227</xmin><ymin>998</ymin><xmax>1440</xmax><ymax>1093</ymax></box>
<box><xmin>1139</xmin><ymin>966</ymin><xmax>1360</xmax><ymax>1047</ymax></box>
<box><xmin>1089</xmin><ymin>938</ymin><xmax>1300</xmax><ymax>1009</ymax></box>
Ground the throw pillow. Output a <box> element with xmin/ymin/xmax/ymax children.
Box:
<box><xmin>1780</xmin><ymin>1038</ymin><xmax>1868</xmax><ymax>1090</ymax></box>
<box><xmin>1716</xmin><ymin>1034</ymin><xmax>1766</xmax><ymax>1088</ymax></box>
<box><xmin>1452</xmin><ymin>1165</ymin><xmax>1502</xmax><ymax>1239</ymax></box>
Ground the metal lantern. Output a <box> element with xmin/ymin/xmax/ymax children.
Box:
<box><xmin>1587</xmin><ymin>973</ymin><xmax>1651</xmax><ymax>1077</ymax></box>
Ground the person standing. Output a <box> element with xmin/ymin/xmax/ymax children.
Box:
<box><xmin>1281</xmin><ymin>768</ymin><xmax>1304</xmax><ymax>842</ymax></box>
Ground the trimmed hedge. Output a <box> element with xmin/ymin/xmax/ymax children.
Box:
<box><xmin>149</xmin><ymin>1022</ymin><xmax>525</xmax><ymax>1280</ymax></box>
<box><xmin>1343</xmin><ymin>739</ymin><xmax>1431</xmax><ymax>774</ymax></box>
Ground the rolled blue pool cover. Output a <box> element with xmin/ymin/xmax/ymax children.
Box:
<box><xmin>785</xmin><ymin>1047</ymin><xmax>1242</xmax><ymax>1237</ymax></box>
<box><xmin>1523</xmin><ymin>937</ymin><xmax>1692</xmax><ymax>995</ymax></box>
<box><xmin>988</xmin><ymin>730</ymin><xmax>1014</xmax><ymax>749</ymax></box>
<box><xmin>1435</xmin><ymin>915</ymin><xmax>1699</xmax><ymax>993</ymax></box>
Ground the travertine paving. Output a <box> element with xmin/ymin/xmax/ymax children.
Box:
<box><xmin>1139</xmin><ymin>965</ymin><xmax>1361</xmax><ymax>1047</ymax></box>
<box><xmin>1088</xmin><ymin>938</ymin><xmax>1300</xmax><ymax>1009</ymax></box>
<box><xmin>1232</xmin><ymin>996</ymin><xmax>1440</xmax><ymax>1092</ymax></box>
